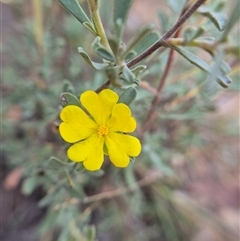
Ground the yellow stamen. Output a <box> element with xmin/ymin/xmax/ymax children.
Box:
<box><xmin>97</xmin><ymin>125</ymin><xmax>108</xmax><ymax>137</ymax></box>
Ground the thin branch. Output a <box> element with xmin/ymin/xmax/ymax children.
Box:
<box><xmin>54</xmin><ymin>170</ymin><xmax>162</xmax><ymax>210</ymax></box>
<box><xmin>95</xmin><ymin>0</ymin><xmax>207</xmax><ymax>93</ymax></box>
<box><xmin>95</xmin><ymin>80</ymin><xmax>111</xmax><ymax>93</ymax></box>
<box><xmin>127</xmin><ymin>0</ymin><xmax>207</xmax><ymax>68</ymax></box>
<box><xmin>82</xmin><ymin>171</ymin><xmax>162</xmax><ymax>204</ymax></box>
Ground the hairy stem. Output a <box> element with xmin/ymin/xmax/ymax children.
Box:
<box><xmin>87</xmin><ymin>0</ymin><xmax>111</xmax><ymax>51</ymax></box>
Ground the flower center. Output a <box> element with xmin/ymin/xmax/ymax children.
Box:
<box><xmin>97</xmin><ymin>125</ymin><xmax>108</xmax><ymax>137</ymax></box>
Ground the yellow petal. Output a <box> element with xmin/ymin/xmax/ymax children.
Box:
<box><xmin>105</xmin><ymin>133</ymin><xmax>141</xmax><ymax>168</ymax></box>
<box><xmin>59</xmin><ymin>105</ymin><xmax>98</xmax><ymax>143</ymax></box>
<box><xmin>67</xmin><ymin>134</ymin><xmax>105</xmax><ymax>171</ymax></box>
<box><xmin>80</xmin><ymin>89</ymin><xmax>118</xmax><ymax>125</ymax></box>
<box><xmin>107</xmin><ymin>103</ymin><xmax>136</xmax><ymax>133</ymax></box>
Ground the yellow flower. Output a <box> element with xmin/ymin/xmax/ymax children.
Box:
<box><xmin>59</xmin><ymin>89</ymin><xmax>141</xmax><ymax>171</ymax></box>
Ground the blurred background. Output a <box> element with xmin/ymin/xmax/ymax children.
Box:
<box><xmin>1</xmin><ymin>0</ymin><xmax>239</xmax><ymax>241</ymax></box>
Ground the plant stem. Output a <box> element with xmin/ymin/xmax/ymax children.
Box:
<box><xmin>141</xmin><ymin>0</ymin><xmax>207</xmax><ymax>137</ymax></box>
<box><xmin>95</xmin><ymin>0</ymin><xmax>207</xmax><ymax>93</ymax></box>
<box><xmin>127</xmin><ymin>0</ymin><xmax>207</xmax><ymax>68</ymax></box>
<box><xmin>87</xmin><ymin>0</ymin><xmax>111</xmax><ymax>51</ymax></box>
<box><xmin>32</xmin><ymin>0</ymin><xmax>44</xmax><ymax>55</ymax></box>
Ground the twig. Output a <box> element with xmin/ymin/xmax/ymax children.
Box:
<box><xmin>54</xmin><ymin>170</ymin><xmax>162</xmax><ymax>210</ymax></box>
<box><xmin>96</xmin><ymin>0</ymin><xmax>207</xmax><ymax>92</ymax></box>
<box><xmin>141</xmin><ymin>19</ymin><xmax>183</xmax><ymax>135</ymax></box>
<box><xmin>127</xmin><ymin>0</ymin><xmax>207</xmax><ymax>68</ymax></box>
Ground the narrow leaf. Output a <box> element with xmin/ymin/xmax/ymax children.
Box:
<box><xmin>169</xmin><ymin>45</ymin><xmax>231</xmax><ymax>88</ymax></box>
<box><xmin>131</xmin><ymin>65</ymin><xmax>147</xmax><ymax>77</ymax></box>
<box><xmin>83</xmin><ymin>22</ymin><xmax>97</xmax><ymax>35</ymax></box>
<box><xmin>167</xmin><ymin>0</ymin><xmax>185</xmax><ymax>13</ymax></box>
<box><xmin>78</xmin><ymin>47</ymin><xmax>110</xmax><ymax>70</ymax></box>
<box><xmin>183</xmin><ymin>26</ymin><xmax>206</xmax><ymax>42</ymax></box>
<box><xmin>122</xmin><ymin>24</ymin><xmax>155</xmax><ymax>60</ymax></box>
<box><xmin>134</xmin><ymin>32</ymin><xmax>160</xmax><ymax>56</ymax></box>
<box><xmin>21</xmin><ymin>176</ymin><xmax>40</xmax><ymax>195</ymax></box>
<box><xmin>121</xmin><ymin>65</ymin><xmax>135</xmax><ymax>84</ymax></box>
<box><xmin>114</xmin><ymin>0</ymin><xmax>133</xmax><ymax>35</ymax></box>
<box><xmin>118</xmin><ymin>87</ymin><xmax>137</xmax><ymax>105</ymax></box>
<box><xmin>58</xmin><ymin>0</ymin><xmax>91</xmax><ymax>25</ymax></box>
<box><xmin>197</xmin><ymin>6</ymin><xmax>228</xmax><ymax>31</ymax></box>
<box><xmin>220</xmin><ymin>1</ymin><xmax>240</xmax><ymax>41</ymax></box>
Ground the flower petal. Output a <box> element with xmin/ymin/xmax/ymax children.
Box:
<box><xmin>105</xmin><ymin>133</ymin><xmax>141</xmax><ymax>168</ymax></box>
<box><xmin>107</xmin><ymin>103</ymin><xmax>136</xmax><ymax>133</ymax></box>
<box><xmin>59</xmin><ymin>105</ymin><xmax>98</xmax><ymax>143</ymax></box>
<box><xmin>67</xmin><ymin>134</ymin><xmax>105</xmax><ymax>171</ymax></box>
<box><xmin>80</xmin><ymin>89</ymin><xmax>118</xmax><ymax>125</ymax></box>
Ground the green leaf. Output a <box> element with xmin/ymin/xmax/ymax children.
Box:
<box><xmin>183</xmin><ymin>26</ymin><xmax>206</xmax><ymax>42</ymax></box>
<box><xmin>114</xmin><ymin>0</ymin><xmax>133</xmax><ymax>35</ymax></box>
<box><xmin>92</xmin><ymin>37</ymin><xmax>115</xmax><ymax>62</ymax></box>
<box><xmin>105</xmin><ymin>67</ymin><xmax>118</xmax><ymax>84</ymax></box>
<box><xmin>84</xmin><ymin>225</ymin><xmax>96</xmax><ymax>241</ymax></box>
<box><xmin>21</xmin><ymin>176</ymin><xmax>40</xmax><ymax>195</ymax></box>
<box><xmin>48</xmin><ymin>156</ymin><xmax>68</xmax><ymax>170</ymax></box>
<box><xmin>143</xmin><ymin>145</ymin><xmax>173</xmax><ymax>176</ymax></box>
<box><xmin>108</xmin><ymin>36</ymin><xmax>120</xmax><ymax>58</ymax></box>
<box><xmin>62</xmin><ymin>80</ymin><xmax>75</xmax><ymax>94</ymax></box>
<box><xmin>169</xmin><ymin>45</ymin><xmax>232</xmax><ymax>88</ymax></box>
<box><xmin>121</xmin><ymin>65</ymin><xmax>135</xmax><ymax>84</ymax></box>
<box><xmin>60</xmin><ymin>92</ymin><xmax>81</xmax><ymax>107</ymax></box>
<box><xmin>78</xmin><ymin>47</ymin><xmax>110</xmax><ymax>70</ymax></box>
<box><xmin>92</xmin><ymin>36</ymin><xmax>102</xmax><ymax>50</ymax></box>
<box><xmin>83</xmin><ymin>22</ymin><xmax>97</xmax><ymax>36</ymax></box>
<box><xmin>58</xmin><ymin>0</ymin><xmax>94</xmax><ymax>32</ymax></box>
<box><xmin>95</xmin><ymin>47</ymin><xmax>115</xmax><ymax>62</ymax></box>
<box><xmin>124</xmin><ymin>50</ymin><xmax>137</xmax><ymax>62</ymax></box>
<box><xmin>167</xmin><ymin>0</ymin><xmax>185</xmax><ymax>13</ymax></box>
<box><xmin>220</xmin><ymin>1</ymin><xmax>240</xmax><ymax>41</ymax></box>
<box><xmin>118</xmin><ymin>87</ymin><xmax>137</xmax><ymax>105</ymax></box>
<box><xmin>197</xmin><ymin>6</ymin><xmax>228</xmax><ymax>31</ymax></box>
<box><xmin>158</xmin><ymin>11</ymin><xmax>169</xmax><ymax>33</ymax></box>
<box><xmin>133</xmin><ymin>32</ymin><xmax>160</xmax><ymax>56</ymax></box>
<box><xmin>131</xmin><ymin>65</ymin><xmax>147</xmax><ymax>77</ymax></box>
<box><xmin>122</xmin><ymin>24</ymin><xmax>155</xmax><ymax>60</ymax></box>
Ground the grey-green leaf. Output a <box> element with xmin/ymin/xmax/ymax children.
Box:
<box><xmin>169</xmin><ymin>45</ymin><xmax>231</xmax><ymax>88</ymax></box>
<box><xmin>48</xmin><ymin>157</ymin><xmax>68</xmax><ymax>170</ymax></box>
<box><xmin>131</xmin><ymin>65</ymin><xmax>147</xmax><ymax>77</ymax></box>
<box><xmin>95</xmin><ymin>47</ymin><xmax>115</xmax><ymax>62</ymax></box>
<box><xmin>167</xmin><ymin>0</ymin><xmax>185</xmax><ymax>13</ymax></box>
<box><xmin>121</xmin><ymin>65</ymin><xmax>135</xmax><ymax>84</ymax></box>
<box><xmin>122</xmin><ymin>24</ymin><xmax>155</xmax><ymax>60</ymax></box>
<box><xmin>60</xmin><ymin>92</ymin><xmax>81</xmax><ymax>107</ymax></box>
<box><xmin>62</xmin><ymin>80</ymin><xmax>75</xmax><ymax>94</ymax></box>
<box><xmin>197</xmin><ymin>6</ymin><xmax>228</xmax><ymax>31</ymax></box>
<box><xmin>58</xmin><ymin>0</ymin><xmax>91</xmax><ymax>25</ymax></box>
<box><xmin>183</xmin><ymin>26</ymin><xmax>206</xmax><ymax>42</ymax></box>
<box><xmin>78</xmin><ymin>47</ymin><xmax>110</xmax><ymax>70</ymax></box>
<box><xmin>105</xmin><ymin>67</ymin><xmax>118</xmax><ymax>83</ymax></box>
<box><xmin>220</xmin><ymin>1</ymin><xmax>240</xmax><ymax>41</ymax></box>
<box><xmin>83</xmin><ymin>22</ymin><xmax>97</xmax><ymax>35</ymax></box>
<box><xmin>118</xmin><ymin>87</ymin><xmax>137</xmax><ymax>105</ymax></box>
<box><xmin>133</xmin><ymin>32</ymin><xmax>160</xmax><ymax>56</ymax></box>
<box><xmin>114</xmin><ymin>0</ymin><xmax>133</xmax><ymax>35</ymax></box>
<box><xmin>21</xmin><ymin>176</ymin><xmax>40</xmax><ymax>195</ymax></box>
